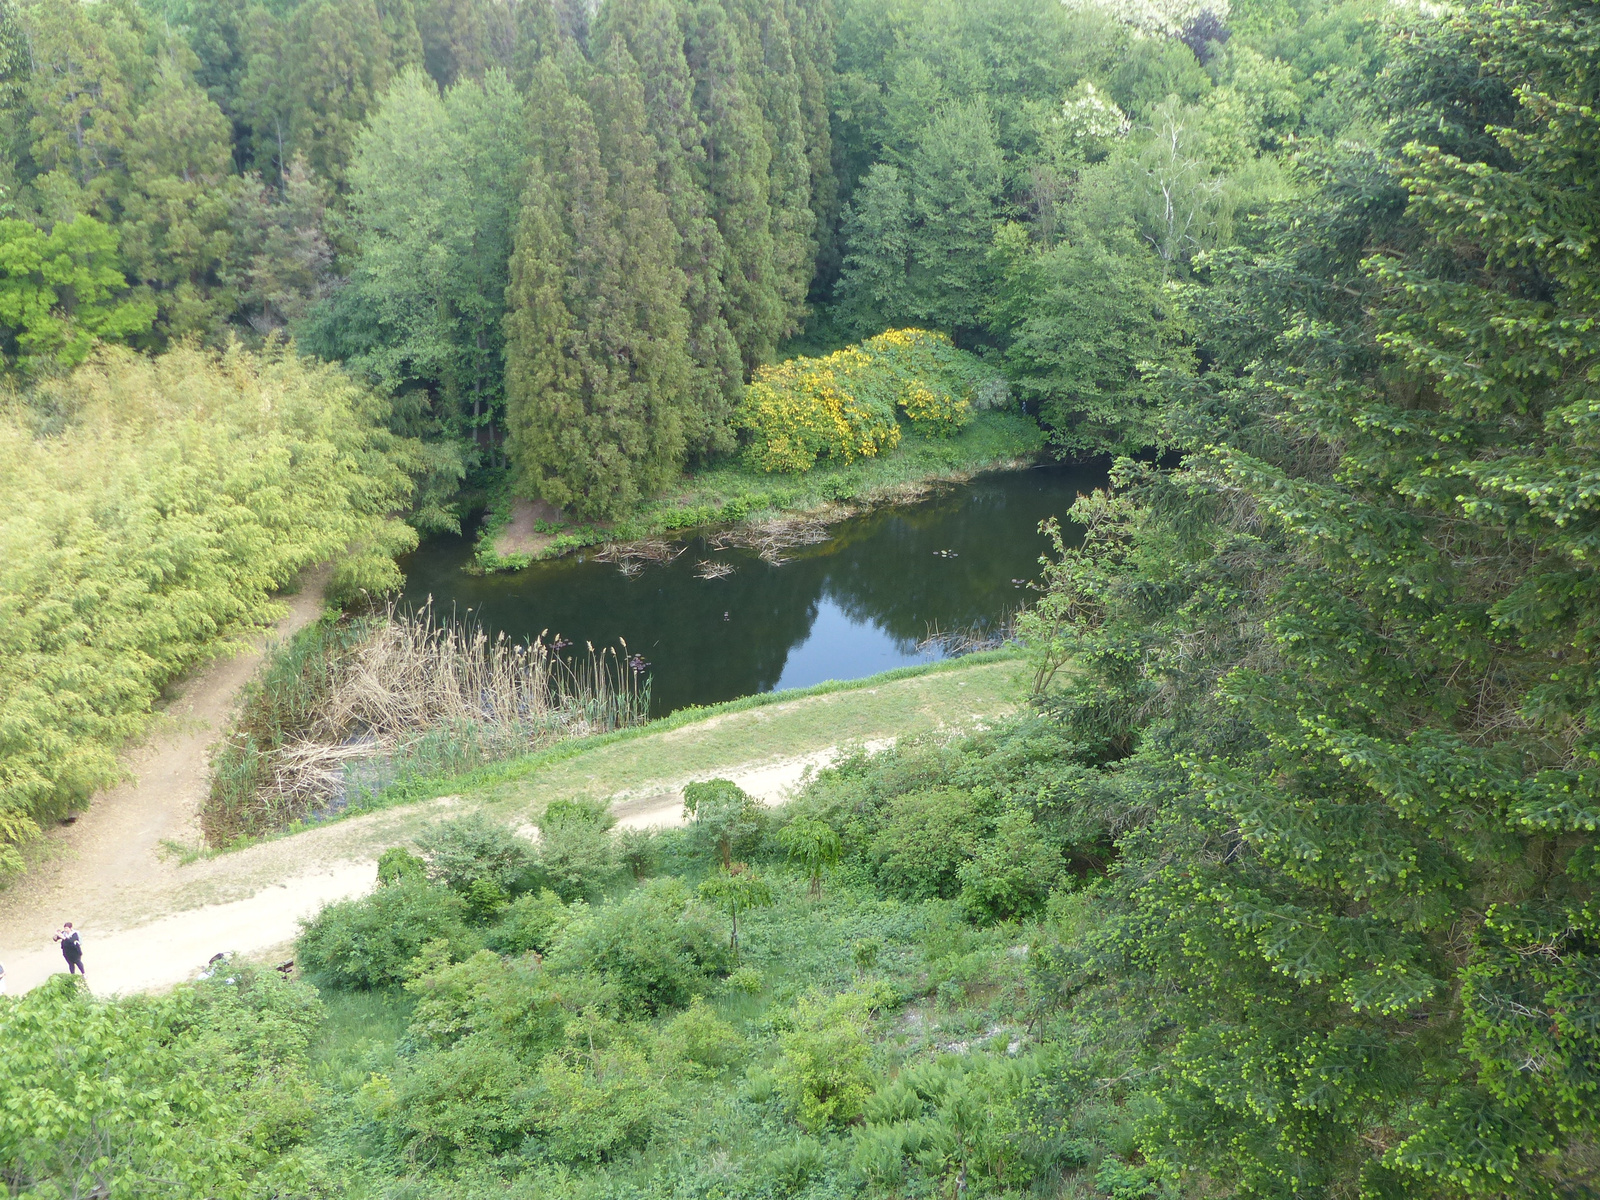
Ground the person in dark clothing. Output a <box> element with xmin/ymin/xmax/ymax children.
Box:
<box><xmin>54</xmin><ymin>922</ymin><xmax>84</xmax><ymax>976</ymax></box>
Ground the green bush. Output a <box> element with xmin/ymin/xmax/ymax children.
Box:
<box><xmin>683</xmin><ymin>778</ymin><xmax>768</xmax><ymax>869</ymax></box>
<box><xmin>736</xmin><ymin>329</ymin><xmax>999</xmax><ymax>473</ymax></box>
<box><xmin>414</xmin><ymin>813</ymin><xmax>536</xmax><ymax>894</ymax></box>
<box><xmin>957</xmin><ymin>808</ymin><xmax>1062</xmax><ymax>923</ymax></box>
<box><xmin>773</xmin><ymin>990</ymin><xmax>880</xmax><ymax>1131</ymax></box>
<box><xmin>296</xmin><ymin>876</ymin><xmax>478</xmax><ymax>989</ymax></box>
<box><xmin>545</xmin><ymin>878</ymin><xmax>731</xmax><ymax>1016</ymax></box>
<box><xmin>535</xmin><ymin>797</ymin><xmax>621</xmax><ymax>901</ymax></box>
<box><xmin>404</xmin><ymin>948</ymin><xmax>564</xmax><ymax>1056</ymax></box>
<box><xmin>869</xmin><ymin>788</ymin><xmax>989</xmax><ymax>901</ymax></box>
<box><xmin>486</xmin><ymin>889</ymin><xmax>573</xmax><ymax>955</ymax></box>
<box><xmin>656</xmin><ymin>996</ymin><xmax>747</xmax><ymax>1073</ymax></box>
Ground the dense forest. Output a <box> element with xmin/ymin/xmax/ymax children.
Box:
<box><xmin>4</xmin><ymin>0</ymin><xmax>1600</xmax><ymax>1196</ymax></box>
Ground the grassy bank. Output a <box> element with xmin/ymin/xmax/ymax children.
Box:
<box><xmin>210</xmin><ymin>651</ymin><xmax>1027</xmax><ymax>857</ymax></box>
<box><xmin>475</xmin><ymin>411</ymin><xmax>1046</xmax><ymax>570</ymax></box>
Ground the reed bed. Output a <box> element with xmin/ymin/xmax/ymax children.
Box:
<box><xmin>593</xmin><ymin>538</ymin><xmax>685</xmax><ymax>577</ymax></box>
<box><xmin>916</xmin><ymin>610</ymin><xmax>1019</xmax><ymax>658</ymax></box>
<box><xmin>708</xmin><ymin>515</ymin><xmax>833</xmax><ymax>564</ymax></box>
<box><xmin>203</xmin><ymin>606</ymin><xmax>648</xmax><ymax>843</ymax></box>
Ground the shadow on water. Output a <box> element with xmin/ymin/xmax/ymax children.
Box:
<box><xmin>398</xmin><ymin>463</ymin><xmax>1104</xmax><ymax>716</ymax></box>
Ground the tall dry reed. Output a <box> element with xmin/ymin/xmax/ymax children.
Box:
<box><xmin>203</xmin><ymin>605</ymin><xmax>647</xmax><ymax>843</ymax></box>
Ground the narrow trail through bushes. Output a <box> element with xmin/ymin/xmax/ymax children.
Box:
<box><xmin>0</xmin><ymin>656</ymin><xmax>1021</xmax><ymax>996</ymax></box>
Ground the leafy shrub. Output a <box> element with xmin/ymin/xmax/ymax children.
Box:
<box><xmin>377</xmin><ymin>846</ymin><xmax>427</xmax><ymax>885</ymax></box>
<box><xmin>415</xmin><ymin>813</ymin><xmax>536</xmax><ymax>894</ymax></box>
<box><xmin>737</xmin><ymin>329</ymin><xmax>999</xmax><ymax>472</ymax></box>
<box><xmin>297</xmin><ymin>877</ymin><xmax>478</xmax><ymax>988</ymax></box>
<box><xmin>957</xmin><ymin>808</ymin><xmax>1062</xmax><ymax>923</ymax></box>
<box><xmin>657</xmin><ymin>996</ymin><xmax>747</xmax><ymax>1073</ymax></box>
<box><xmin>683</xmin><ymin>778</ymin><xmax>768</xmax><ymax>868</ymax></box>
<box><xmin>404</xmin><ymin>948</ymin><xmax>564</xmax><ymax>1056</ymax></box>
<box><xmin>535</xmin><ymin>797</ymin><xmax>621</xmax><ymax>900</ymax></box>
<box><xmin>486</xmin><ymin>889</ymin><xmax>573</xmax><ymax>955</ymax></box>
<box><xmin>870</xmin><ymin>788</ymin><xmax>988</xmax><ymax>900</ymax></box>
<box><xmin>773</xmin><ymin>990</ymin><xmax>879</xmax><ymax>1130</ymax></box>
<box><xmin>523</xmin><ymin>1043</ymin><xmax>664</xmax><ymax>1164</ymax></box>
<box><xmin>0</xmin><ymin>970</ymin><xmax>323</xmax><ymax>1198</ymax></box>
<box><xmin>389</xmin><ymin>1036</ymin><xmax>530</xmax><ymax>1161</ymax></box>
<box><xmin>545</xmin><ymin>878</ymin><xmax>731</xmax><ymax>1016</ymax></box>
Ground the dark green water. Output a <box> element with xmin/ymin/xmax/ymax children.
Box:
<box><xmin>398</xmin><ymin>464</ymin><xmax>1101</xmax><ymax>715</ymax></box>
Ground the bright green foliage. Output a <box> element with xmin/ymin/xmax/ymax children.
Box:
<box><xmin>657</xmin><ymin>995</ymin><xmax>747</xmax><ymax>1072</ymax></box>
<box><xmin>698</xmin><ymin>865</ymin><xmax>774</xmax><ymax>953</ymax></box>
<box><xmin>1015</xmin><ymin>1</ymin><xmax>1600</xmax><ymax>1193</ymax></box>
<box><xmin>738</xmin><ymin>328</ymin><xmax>997</xmax><ymax>473</ymax></box>
<box><xmin>485</xmin><ymin>887</ymin><xmax>572</xmax><ymax>954</ymax></box>
<box><xmin>870</xmin><ymin>787</ymin><xmax>987</xmax><ymax>901</ymax></box>
<box><xmin>534</xmin><ymin>795</ymin><xmax>622</xmax><ymax>900</ymax></box>
<box><xmin>415</xmin><ymin>810</ymin><xmax>536</xmax><ymax>893</ymax></box>
<box><xmin>0</xmin><ymin>968</ymin><xmax>323</xmax><ymax>1197</ymax></box>
<box><xmin>297</xmin><ymin>876</ymin><xmax>478</xmax><ymax>988</ymax></box>
<box><xmin>302</xmin><ymin>66</ymin><xmax>523</xmax><ymax>485</ymax></box>
<box><xmin>683</xmin><ymin>776</ymin><xmax>767</xmax><ymax>867</ymax></box>
<box><xmin>987</xmin><ymin>220</ymin><xmax>1190</xmax><ymax>453</ymax></box>
<box><xmin>0</xmin><ymin>215</ymin><xmax>154</xmax><ymax>372</ymax></box>
<box><xmin>376</xmin><ymin>845</ymin><xmax>426</xmax><ymax>885</ymax></box>
<box><xmin>9</xmin><ymin>0</ymin><xmax>242</xmax><ymax>343</ymax></box>
<box><xmin>853</xmin><ymin>1053</ymin><xmax>1038</xmax><ymax>1196</ymax></box>
<box><xmin>773</xmin><ymin>988</ymin><xmax>878</xmax><ymax>1130</ymax></box>
<box><xmin>955</xmin><ymin>807</ymin><xmax>1061</xmax><ymax>923</ymax></box>
<box><xmin>778</xmin><ymin>815</ymin><xmax>842</xmax><ymax>895</ymax></box>
<box><xmin>837</xmin><ymin>100</ymin><xmax>1006</xmax><ymax>340</ymax></box>
<box><xmin>543</xmin><ymin>877</ymin><xmax>732</xmax><ymax>1015</ymax></box>
<box><xmin>0</xmin><ymin>345</ymin><xmax>418</xmax><ymax>876</ymax></box>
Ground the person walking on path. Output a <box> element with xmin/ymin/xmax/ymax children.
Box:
<box><xmin>54</xmin><ymin>922</ymin><xmax>85</xmax><ymax>976</ymax></box>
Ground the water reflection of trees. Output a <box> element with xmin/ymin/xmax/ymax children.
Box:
<box><xmin>397</xmin><ymin>466</ymin><xmax>1100</xmax><ymax>715</ymax></box>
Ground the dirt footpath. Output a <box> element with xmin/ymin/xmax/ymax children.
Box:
<box><xmin>0</xmin><ymin>744</ymin><xmax>861</xmax><ymax>997</ymax></box>
<box><xmin>0</xmin><ymin>568</ymin><xmax>331</xmax><ymax>996</ymax></box>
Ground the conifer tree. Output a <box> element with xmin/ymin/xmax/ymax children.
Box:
<box><xmin>592</xmin><ymin>0</ymin><xmax>741</xmax><ymax>456</ymax></box>
<box><xmin>785</xmin><ymin>0</ymin><xmax>838</xmax><ymax>283</ymax></box>
<box><xmin>274</xmin><ymin>0</ymin><xmax>413</xmax><ymax>189</ymax></box>
<box><xmin>417</xmin><ymin>0</ymin><xmax>517</xmax><ymax>87</ymax></box>
<box><xmin>509</xmin><ymin>0</ymin><xmax>562</xmax><ymax>89</ymax></box>
<box><xmin>733</xmin><ymin>0</ymin><xmax>815</xmax><ymax>335</ymax></box>
<box><xmin>684</xmin><ymin>0</ymin><xmax>781</xmax><ymax>371</ymax></box>
<box><xmin>504</xmin><ymin>52</ymin><xmax>693</xmax><ymax>518</ymax></box>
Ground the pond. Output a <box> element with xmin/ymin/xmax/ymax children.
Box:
<box><xmin>398</xmin><ymin>463</ymin><xmax>1103</xmax><ymax>716</ymax></box>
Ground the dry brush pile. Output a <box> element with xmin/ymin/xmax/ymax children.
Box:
<box><xmin>202</xmin><ymin>606</ymin><xmax>648</xmax><ymax>843</ymax></box>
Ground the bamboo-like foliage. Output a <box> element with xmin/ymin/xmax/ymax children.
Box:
<box><xmin>0</xmin><ymin>344</ymin><xmax>420</xmax><ymax>878</ymax></box>
<box><xmin>203</xmin><ymin>606</ymin><xmax>648</xmax><ymax>843</ymax></box>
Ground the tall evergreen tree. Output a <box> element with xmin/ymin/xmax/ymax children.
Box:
<box><xmin>1026</xmin><ymin>3</ymin><xmax>1600</xmax><ymax>1194</ymax></box>
<box><xmin>785</xmin><ymin>0</ymin><xmax>838</xmax><ymax>288</ymax></box>
<box><xmin>733</xmin><ymin>0</ymin><xmax>815</xmax><ymax>336</ymax></box>
<box><xmin>684</xmin><ymin>0</ymin><xmax>781</xmax><ymax>372</ymax></box>
<box><xmin>417</xmin><ymin>0</ymin><xmax>517</xmax><ymax>87</ymax></box>
<box><xmin>504</xmin><ymin>52</ymin><xmax>693</xmax><ymax>518</ymax></box>
<box><xmin>592</xmin><ymin>0</ymin><xmax>741</xmax><ymax>457</ymax></box>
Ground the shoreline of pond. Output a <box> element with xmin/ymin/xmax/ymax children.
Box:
<box><xmin>470</xmin><ymin>411</ymin><xmax>1052</xmax><ymax>573</ymax></box>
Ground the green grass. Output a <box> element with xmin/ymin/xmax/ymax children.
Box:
<box><xmin>475</xmin><ymin>411</ymin><xmax>1046</xmax><ymax>569</ymax></box>
<box><xmin>204</xmin><ymin>651</ymin><xmax>1027</xmax><ymax>860</ymax></box>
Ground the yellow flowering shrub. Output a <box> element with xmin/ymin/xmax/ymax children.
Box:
<box><xmin>738</xmin><ymin>329</ymin><xmax>997</xmax><ymax>473</ymax></box>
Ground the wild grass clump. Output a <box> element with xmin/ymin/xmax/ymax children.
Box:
<box><xmin>203</xmin><ymin>605</ymin><xmax>647</xmax><ymax>843</ymax></box>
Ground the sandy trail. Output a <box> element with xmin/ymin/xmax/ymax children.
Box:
<box><xmin>0</xmin><ymin>728</ymin><xmax>875</xmax><ymax>997</ymax></box>
<box><xmin>0</xmin><ymin>568</ymin><xmax>331</xmax><ymax>996</ymax></box>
